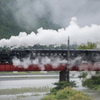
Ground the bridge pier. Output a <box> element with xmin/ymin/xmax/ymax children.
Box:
<box><xmin>59</xmin><ymin>69</ymin><xmax>70</xmax><ymax>82</ymax></box>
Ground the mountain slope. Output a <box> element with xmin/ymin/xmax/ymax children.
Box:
<box><xmin>0</xmin><ymin>0</ymin><xmax>60</xmax><ymax>39</ymax></box>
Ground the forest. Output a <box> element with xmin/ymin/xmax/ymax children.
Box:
<box><xmin>0</xmin><ymin>0</ymin><xmax>60</xmax><ymax>39</ymax></box>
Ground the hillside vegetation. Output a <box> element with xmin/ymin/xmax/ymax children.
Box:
<box><xmin>0</xmin><ymin>0</ymin><xmax>60</xmax><ymax>39</ymax></box>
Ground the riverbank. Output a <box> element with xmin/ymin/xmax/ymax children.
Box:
<box><xmin>0</xmin><ymin>73</ymin><xmax>100</xmax><ymax>100</ymax></box>
<box><xmin>0</xmin><ymin>76</ymin><xmax>58</xmax><ymax>100</ymax></box>
<box><xmin>0</xmin><ymin>74</ymin><xmax>59</xmax><ymax>81</ymax></box>
<box><xmin>0</xmin><ymin>71</ymin><xmax>59</xmax><ymax>75</ymax></box>
<box><xmin>0</xmin><ymin>86</ymin><xmax>51</xmax><ymax>95</ymax></box>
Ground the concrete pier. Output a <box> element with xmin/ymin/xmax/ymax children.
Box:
<box><xmin>59</xmin><ymin>69</ymin><xmax>69</xmax><ymax>82</ymax></box>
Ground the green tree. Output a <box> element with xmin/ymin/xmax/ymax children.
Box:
<box><xmin>78</xmin><ymin>72</ymin><xmax>88</xmax><ymax>80</ymax></box>
<box><xmin>77</xmin><ymin>42</ymin><xmax>97</xmax><ymax>49</ymax></box>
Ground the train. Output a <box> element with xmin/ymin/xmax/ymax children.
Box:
<box><xmin>0</xmin><ymin>49</ymin><xmax>100</xmax><ymax>71</ymax></box>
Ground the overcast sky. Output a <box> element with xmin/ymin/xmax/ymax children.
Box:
<box><xmin>8</xmin><ymin>0</ymin><xmax>100</xmax><ymax>27</ymax></box>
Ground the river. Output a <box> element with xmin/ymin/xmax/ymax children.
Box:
<box><xmin>0</xmin><ymin>74</ymin><xmax>100</xmax><ymax>100</ymax></box>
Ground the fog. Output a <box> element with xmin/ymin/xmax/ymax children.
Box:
<box><xmin>12</xmin><ymin>56</ymin><xmax>67</xmax><ymax>70</ymax></box>
<box><xmin>7</xmin><ymin>0</ymin><xmax>100</xmax><ymax>27</ymax></box>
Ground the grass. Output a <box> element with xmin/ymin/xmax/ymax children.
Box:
<box><xmin>0</xmin><ymin>86</ymin><xmax>51</xmax><ymax>95</ymax></box>
<box><xmin>41</xmin><ymin>87</ymin><xmax>92</xmax><ymax>100</ymax></box>
<box><xmin>0</xmin><ymin>71</ymin><xmax>43</xmax><ymax>75</ymax></box>
<box><xmin>0</xmin><ymin>76</ymin><xmax>58</xmax><ymax>79</ymax></box>
<box><xmin>0</xmin><ymin>71</ymin><xmax>59</xmax><ymax>75</ymax></box>
<box><xmin>0</xmin><ymin>71</ymin><xmax>59</xmax><ymax>79</ymax></box>
<box><xmin>17</xmin><ymin>95</ymin><xmax>28</xmax><ymax>98</ymax></box>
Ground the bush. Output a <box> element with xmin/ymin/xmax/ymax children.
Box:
<box><xmin>56</xmin><ymin>87</ymin><xmax>77</xmax><ymax>99</ymax></box>
<box><xmin>41</xmin><ymin>95</ymin><xmax>56</xmax><ymax>100</ymax></box>
<box><xmin>82</xmin><ymin>76</ymin><xmax>100</xmax><ymax>90</ymax></box>
<box><xmin>42</xmin><ymin>87</ymin><xmax>91</xmax><ymax>100</ymax></box>
<box><xmin>42</xmin><ymin>81</ymin><xmax>91</xmax><ymax>100</ymax></box>
<box><xmin>68</xmin><ymin>93</ymin><xmax>91</xmax><ymax>100</ymax></box>
<box><xmin>50</xmin><ymin>81</ymin><xmax>76</xmax><ymax>95</ymax></box>
<box><xmin>78</xmin><ymin>72</ymin><xmax>88</xmax><ymax>79</ymax></box>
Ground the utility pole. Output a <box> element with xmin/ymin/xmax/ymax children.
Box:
<box><xmin>59</xmin><ymin>37</ymin><xmax>70</xmax><ymax>82</ymax></box>
<box><xmin>66</xmin><ymin>36</ymin><xmax>70</xmax><ymax>82</ymax></box>
<box><xmin>68</xmin><ymin>36</ymin><xmax>70</xmax><ymax>60</ymax></box>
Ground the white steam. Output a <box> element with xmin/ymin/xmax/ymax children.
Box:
<box><xmin>0</xmin><ymin>17</ymin><xmax>100</xmax><ymax>48</ymax></box>
<box><xmin>12</xmin><ymin>54</ymin><xmax>100</xmax><ymax>71</ymax></box>
<box><xmin>12</xmin><ymin>56</ymin><xmax>67</xmax><ymax>70</ymax></box>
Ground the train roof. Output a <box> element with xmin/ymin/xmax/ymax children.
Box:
<box><xmin>0</xmin><ymin>49</ymin><xmax>100</xmax><ymax>53</ymax></box>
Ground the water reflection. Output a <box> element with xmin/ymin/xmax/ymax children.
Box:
<box><xmin>0</xmin><ymin>78</ymin><xmax>59</xmax><ymax>89</ymax></box>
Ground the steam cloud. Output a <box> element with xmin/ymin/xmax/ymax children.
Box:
<box><xmin>0</xmin><ymin>17</ymin><xmax>100</xmax><ymax>48</ymax></box>
<box><xmin>12</xmin><ymin>55</ymin><xmax>100</xmax><ymax>71</ymax></box>
<box><xmin>12</xmin><ymin>56</ymin><xmax>67</xmax><ymax>70</ymax></box>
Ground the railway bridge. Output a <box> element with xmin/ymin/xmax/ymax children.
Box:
<box><xmin>0</xmin><ymin>49</ymin><xmax>100</xmax><ymax>81</ymax></box>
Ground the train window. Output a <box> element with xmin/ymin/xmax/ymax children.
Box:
<box><xmin>47</xmin><ymin>53</ymin><xmax>49</xmax><ymax>56</ymax></box>
<box><xmin>63</xmin><ymin>53</ymin><xmax>66</xmax><ymax>56</ymax></box>
<box><xmin>37</xmin><ymin>53</ymin><xmax>40</xmax><ymax>56</ymax></box>
<box><xmin>50</xmin><ymin>53</ymin><xmax>53</xmax><ymax>56</ymax></box>
<box><xmin>33</xmin><ymin>53</ymin><xmax>36</xmax><ymax>56</ymax></box>
<box><xmin>54</xmin><ymin>53</ymin><xmax>57</xmax><ymax>56</ymax></box>
<box><xmin>46</xmin><ymin>53</ymin><xmax>49</xmax><ymax>56</ymax></box>
<box><xmin>59</xmin><ymin>53</ymin><xmax>62</xmax><ymax>56</ymax></box>
<box><xmin>41</xmin><ymin>53</ymin><xmax>45</xmax><ymax>56</ymax></box>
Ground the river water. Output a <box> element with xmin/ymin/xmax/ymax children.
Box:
<box><xmin>0</xmin><ymin>74</ymin><xmax>100</xmax><ymax>100</ymax></box>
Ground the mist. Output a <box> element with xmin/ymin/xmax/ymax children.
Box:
<box><xmin>0</xmin><ymin>17</ymin><xmax>100</xmax><ymax>48</ymax></box>
<box><xmin>7</xmin><ymin>0</ymin><xmax>100</xmax><ymax>27</ymax></box>
<box><xmin>12</xmin><ymin>56</ymin><xmax>67</xmax><ymax>70</ymax></box>
<box><xmin>12</xmin><ymin>55</ymin><xmax>100</xmax><ymax>71</ymax></box>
